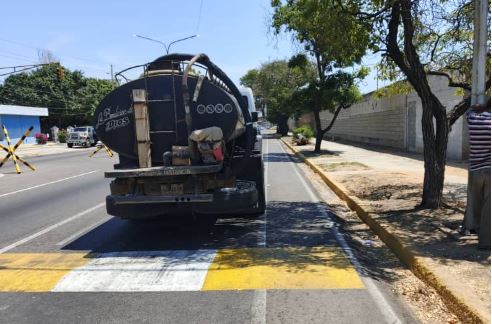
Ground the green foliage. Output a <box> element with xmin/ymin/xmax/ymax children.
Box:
<box><xmin>292</xmin><ymin>124</ymin><xmax>314</xmax><ymax>139</ymax></box>
<box><xmin>240</xmin><ymin>59</ymin><xmax>316</xmax><ymax>130</ymax></box>
<box><xmin>271</xmin><ymin>0</ymin><xmax>369</xmax><ymax>152</ymax></box>
<box><xmin>0</xmin><ymin>64</ymin><xmax>115</xmax><ymax>129</ymax></box>
<box><xmin>372</xmin><ymin>80</ymin><xmax>414</xmax><ymax>99</ymax></box>
<box><xmin>271</xmin><ymin>0</ymin><xmax>372</xmax><ymax>73</ymax></box>
<box><xmin>57</xmin><ymin>129</ymin><xmax>68</xmax><ymax>143</ymax></box>
<box><xmin>358</xmin><ymin>0</ymin><xmax>490</xmax><ymax>86</ymax></box>
<box><xmin>291</xmin><ymin>70</ymin><xmax>363</xmax><ymax>115</ymax></box>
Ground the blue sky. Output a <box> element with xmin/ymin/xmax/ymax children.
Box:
<box><xmin>0</xmin><ymin>0</ymin><xmax>385</xmax><ymax>93</ymax></box>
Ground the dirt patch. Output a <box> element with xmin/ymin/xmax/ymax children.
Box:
<box><xmin>311</xmin><ymin>159</ymin><xmax>490</xmax><ymax>322</ymax></box>
<box><xmin>319</xmin><ymin>161</ymin><xmax>369</xmax><ymax>172</ymax></box>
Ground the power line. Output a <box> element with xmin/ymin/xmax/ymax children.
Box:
<box><xmin>0</xmin><ymin>37</ymin><xmax>111</xmax><ymax>70</ymax></box>
<box><xmin>0</xmin><ymin>53</ymin><xmax>37</xmax><ymax>64</ymax></box>
<box><xmin>195</xmin><ymin>0</ymin><xmax>204</xmax><ymax>34</ymax></box>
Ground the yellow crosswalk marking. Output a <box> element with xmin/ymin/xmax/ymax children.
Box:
<box><xmin>202</xmin><ymin>247</ymin><xmax>364</xmax><ymax>291</ymax></box>
<box><xmin>0</xmin><ymin>253</ymin><xmax>89</xmax><ymax>292</ymax></box>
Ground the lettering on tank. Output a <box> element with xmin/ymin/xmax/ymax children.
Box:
<box><xmin>96</xmin><ymin>106</ymin><xmax>133</xmax><ymax>132</ymax></box>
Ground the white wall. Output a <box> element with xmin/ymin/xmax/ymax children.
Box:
<box><xmin>316</xmin><ymin>74</ymin><xmax>467</xmax><ymax>160</ymax></box>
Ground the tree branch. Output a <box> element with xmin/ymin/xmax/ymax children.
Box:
<box><xmin>429</xmin><ymin>33</ymin><xmax>442</xmax><ymax>63</ymax></box>
<box><xmin>335</xmin><ymin>0</ymin><xmax>391</xmax><ymax>20</ymax></box>
<box><xmin>427</xmin><ymin>71</ymin><xmax>471</xmax><ymax>90</ymax></box>
<box><xmin>321</xmin><ymin>104</ymin><xmax>344</xmax><ymax>134</ymax></box>
<box><xmin>448</xmin><ymin>96</ymin><xmax>470</xmax><ymax>126</ymax></box>
<box><xmin>386</xmin><ymin>1</ymin><xmax>413</xmax><ymax>78</ymax></box>
<box><xmin>447</xmin><ymin>78</ymin><xmax>491</xmax><ymax>126</ymax></box>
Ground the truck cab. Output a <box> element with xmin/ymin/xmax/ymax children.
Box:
<box><xmin>67</xmin><ymin>126</ymin><xmax>97</xmax><ymax>148</ymax></box>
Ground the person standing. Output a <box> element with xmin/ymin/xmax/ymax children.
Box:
<box><xmin>462</xmin><ymin>103</ymin><xmax>491</xmax><ymax>249</ymax></box>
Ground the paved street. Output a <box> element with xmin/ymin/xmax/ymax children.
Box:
<box><xmin>0</xmin><ymin>138</ymin><xmax>417</xmax><ymax>323</ymax></box>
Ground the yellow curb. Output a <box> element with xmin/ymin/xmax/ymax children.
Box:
<box><xmin>280</xmin><ymin>138</ymin><xmax>487</xmax><ymax>324</ymax></box>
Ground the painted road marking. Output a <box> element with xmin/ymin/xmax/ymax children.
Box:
<box><xmin>0</xmin><ymin>253</ymin><xmax>89</xmax><ymax>292</ymax></box>
<box><xmin>53</xmin><ymin>250</ymin><xmax>217</xmax><ymax>292</ymax></box>
<box><xmin>0</xmin><ymin>247</ymin><xmax>363</xmax><ymax>292</ymax></box>
<box><xmin>202</xmin><ymin>247</ymin><xmax>363</xmax><ymax>291</ymax></box>
<box><xmin>0</xmin><ymin>202</ymin><xmax>105</xmax><ymax>254</ymax></box>
<box><xmin>0</xmin><ymin>170</ymin><xmax>99</xmax><ymax>199</ymax></box>
<box><xmin>277</xmin><ymin>140</ymin><xmax>402</xmax><ymax>324</ymax></box>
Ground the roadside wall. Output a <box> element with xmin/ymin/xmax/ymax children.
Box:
<box><xmin>298</xmin><ymin>75</ymin><xmax>467</xmax><ymax>161</ymax></box>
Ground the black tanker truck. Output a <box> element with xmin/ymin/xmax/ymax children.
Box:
<box><xmin>93</xmin><ymin>53</ymin><xmax>265</xmax><ymax>223</ymax></box>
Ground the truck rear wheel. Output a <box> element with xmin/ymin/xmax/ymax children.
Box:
<box><xmin>237</xmin><ymin>155</ymin><xmax>265</xmax><ymax>217</ymax></box>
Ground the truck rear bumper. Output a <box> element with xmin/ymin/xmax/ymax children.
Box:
<box><xmin>106</xmin><ymin>181</ymin><xmax>258</xmax><ymax>219</ymax></box>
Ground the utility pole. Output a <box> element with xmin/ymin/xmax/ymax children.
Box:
<box><xmin>471</xmin><ymin>0</ymin><xmax>488</xmax><ymax>105</ymax></box>
<box><xmin>110</xmin><ymin>64</ymin><xmax>114</xmax><ymax>82</ymax></box>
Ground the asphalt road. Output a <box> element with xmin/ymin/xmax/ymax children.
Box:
<box><xmin>0</xmin><ymin>139</ymin><xmax>417</xmax><ymax>323</ymax></box>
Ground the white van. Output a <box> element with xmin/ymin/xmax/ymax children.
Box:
<box><xmin>239</xmin><ymin>87</ymin><xmax>262</xmax><ymax>152</ymax></box>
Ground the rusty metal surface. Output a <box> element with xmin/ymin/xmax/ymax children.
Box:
<box><xmin>111</xmin><ymin>193</ymin><xmax>213</xmax><ymax>204</ymax></box>
<box><xmin>105</xmin><ymin>163</ymin><xmax>222</xmax><ymax>178</ymax></box>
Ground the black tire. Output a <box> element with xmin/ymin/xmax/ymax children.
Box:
<box><xmin>67</xmin><ymin>143</ymin><xmax>73</xmax><ymax>148</ymax></box>
<box><xmin>238</xmin><ymin>155</ymin><xmax>265</xmax><ymax>217</ymax></box>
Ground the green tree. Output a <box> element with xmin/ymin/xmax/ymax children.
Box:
<box><xmin>271</xmin><ymin>0</ymin><xmax>371</xmax><ymax>152</ymax></box>
<box><xmin>337</xmin><ymin>0</ymin><xmax>491</xmax><ymax>208</ymax></box>
<box><xmin>0</xmin><ymin>64</ymin><xmax>115</xmax><ymax>129</ymax></box>
<box><xmin>240</xmin><ymin>59</ymin><xmax>315</xmax><ymax>135</ymax></box>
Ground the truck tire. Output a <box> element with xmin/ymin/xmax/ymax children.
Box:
<box><xmin>248</xmin><ymin>162</ymin><xmax>266</xmax><ymax>216</ymax></box>
<box><xmin>237</xmin><ymin>155</ymin><xmax>265</xmax><ymax>217</ymax></box>
<box><xmin>67</xmin><ymin>143</ymin><xmax>73</xmax><ymax>148</ymax></box>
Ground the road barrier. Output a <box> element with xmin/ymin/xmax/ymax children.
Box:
<box><xmin>0</xmin><ymin>125</ymin><xmax>35</xmax><ymax>174</ymax></box>
<box><xmin>89</xmin><ymin>142</ymin><xmax>114</xmax><ymax>158</ymax></box>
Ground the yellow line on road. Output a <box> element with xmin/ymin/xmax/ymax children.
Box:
<box><xmin>0</xmin><ymin>253</ymin><xmax>89</xmax><ymax>292</ymax></box>
<box><xmin>202</xmin><ymin>246</ymin><xmax>364</xmax><ymax>291</ymax></box>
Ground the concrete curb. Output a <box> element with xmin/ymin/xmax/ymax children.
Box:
<box><xmin>280</xmin><ymin>138</ymin><xmax>486</xmax><ymax>324</ymax></box>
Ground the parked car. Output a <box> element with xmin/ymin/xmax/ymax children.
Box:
<box><xmin>67</xmin><ymin>126</ymin><xmax>97</xmax><ymax>148</ymax></box>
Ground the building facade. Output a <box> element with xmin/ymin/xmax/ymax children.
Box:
<box><xmin>0</xmin><ymin>105</ymin><xmax>49</xmax><ymax>145</ymax></box>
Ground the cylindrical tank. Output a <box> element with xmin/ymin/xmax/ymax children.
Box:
<box><xmin>93</xmin><ymin>57</ymin><xmax>246</xmax><ymax>164</ymax></box>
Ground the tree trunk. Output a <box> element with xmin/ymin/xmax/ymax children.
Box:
<box><xmin>386</xmin><ymin>0</ymin><xmax>449</xmax><ymax>209</ymax></box>
<box><xmin>313</xmin><ymin>109</ymin><xmax>323</xmax><ymax>153</ymax></box>
<box><xmin>420</xmin><ymin>98</ymin><xmax>449</xmax><ymax>208</ymax></box>
<box><xmin>277</xmin><ymin>115</ymin><xmax>289</xmax><ymax>136</ymax></box>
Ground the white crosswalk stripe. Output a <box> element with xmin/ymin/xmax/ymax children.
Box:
<box><xmin>53</xmin><ymin>250</ymin><xmax>217</xmax><ymax>292</ymax></box>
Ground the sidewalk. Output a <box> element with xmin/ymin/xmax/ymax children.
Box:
<box><xmin>282</xmin><ymin>137</ymin><xmax>490</xmax><ymax>324</ymax></box>
<box><xmin>2</xmin><ymin>142</ymin><xmax>91</xmax><ymax>158</ymax></box>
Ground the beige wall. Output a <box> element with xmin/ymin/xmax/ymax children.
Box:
<box><xmin>295</xmin><ymin>75</ymin><xmax>467</xmax><ymax>161</ymax></box>
<box><xmin>320</xmin><ymin>93</ymin><xmax>407</xmax><ymax>149</ymax></box>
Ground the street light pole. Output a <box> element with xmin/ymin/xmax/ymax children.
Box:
<box><xmin>471</xmin><ymin>0</ymin><xmax>488</xmax><ymax>105</ymax></box>
<box><xmin>134</xmin><ymin>34</ymin><xmax>198</xmax><ymax>54</ymax></box>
